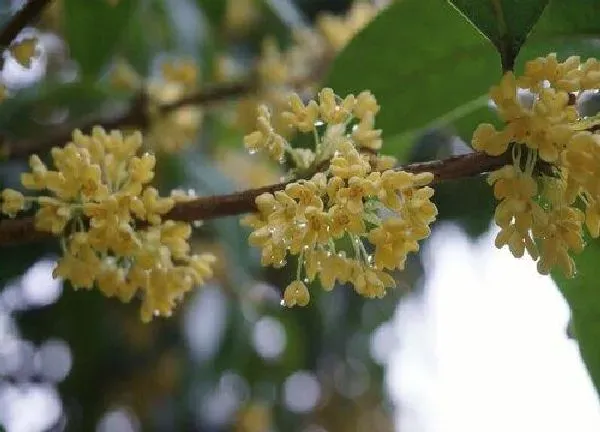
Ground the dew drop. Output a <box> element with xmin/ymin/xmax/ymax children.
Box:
<box><xmin>280</xmin><ymin>299</ymin><xmax>285</xmax><ymax>307</ymax></box>
<box><xmin>248</xmin><ymin>149</ymin><xmax>258</xmax><ymax>155</ymax></box>
<box><xmin>314</xmin><ymin>120</ymin><xmax>325</xmax><ymax>127</ymax></box>
<box><xmin>303</xmin><ymin>278</ymin><xmax>310</xmax><ymax>283</ymax></box>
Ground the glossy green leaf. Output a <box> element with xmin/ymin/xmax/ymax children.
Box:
<box><xmin>64</xmin><ymin>0</ymin><xmax>139</xmax><ymax>77</ymax></box>
<box><xmin>326</xmin><ymin>0</ymin><xmax>502</xmax><ymax>156</ymax></box>
<box><xmin>517</xmin><ymin>0</ymin><xmax>600</xmax><ymax>68</ymax></box>
<box><xmin>449</xmin><ymin>0</ymin><xmax>549</xmax><ymax>70</ymax></box>
<box><xmin>552</xmin><ymin>239</ymin><xmax>600</xmax><ymax>397</ymax></box>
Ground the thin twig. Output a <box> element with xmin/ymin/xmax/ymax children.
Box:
<box><xmin>3</xmin><ymin>51</ymin><xmax>330</xmax><ymax>160</ymax></box>
<box><xmin>5</xmin><ymin>81</ymin><xmax>257</xmax><ymax>159</ymax></box>
<box><xmin>0</xmin><ymin>0</ymin><xmax>52</xmax><ymax>49</ymax></box>
<box><xmin>0</xmin><ymin>151</ymin><xmax>511</xmax><ymax>246</ymax></box>
<box><xmin>160</xmin><ymin>81</ymin><xmax>255</xmax><ymax>114</ymax></box>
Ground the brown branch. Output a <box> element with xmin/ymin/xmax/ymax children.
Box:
<box><xmin>3</xmin><ymin>51</ymin><xmax>329</xmax><ymax>160</ymax></box>
<box><xmin>160</xmin><ymin>81</ymin><xmax>256</xmax><ymax>114</ymax></box>
<box><xmin>0</xmin><ymin>0</ymin><xmax>52</xmax><ymax>49</ymax></box>
<box><xmin>5</xmin><ymin>81</ymin><xmax>259</xmax><ymax>159</ymax></box>
<box><xmin>0</xmin><ymin>152</ymin><xmax>511</xmax><ymax>246</ymax></box>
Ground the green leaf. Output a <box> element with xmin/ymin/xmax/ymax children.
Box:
<box><xmin>449</xmin><ymin>0</ymin><xmax>549</xmax><ymax>70</ymax></box>
<box><xmin>553</xmin><ymin>239</ymin><xmax>600</xmax><ymax>398</ymax></box>
<box><xmin>195</xmin><ymin>0</ymin><xmax>227</xmax><ymax>26</ymax></box>
<box><xmin>516</xmin><ymin>0</ymin><xmax>600</xmax><ymax>67</ymax></box>
<box><xmin>64</xmin><ymin>0</ymin><xmax>139</xmax><ymax>77</ymax></box>
<box><xmin>325</xmin><ymin>0</ymin><xmax>502</xmax><ymax>155</ymax></box>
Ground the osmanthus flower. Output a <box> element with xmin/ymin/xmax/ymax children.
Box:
<box><xmin>472</xmin><ymin>53</ymin><xmax>600</xmax><ymax>277</ymax></box>
<box><xmin>316</xmin><ymin>1</ymin><xmax>380</xmax><ymax>52</ymax></box>
<box><xmin>228</xmin><ymin>2</ymin><xmax>384</xmax><ymax>139</ymax></box>
<box><xmin>242</xmin><ymin>89</ymin><xmax>437</xmax><ymax>307</ymax></box>
<box><xmin>107</xmin><ymin>58</ymin><xmax>203</xmax><ymax>153</ymax></box>
<box><xmin>0</xmin><ymin>127</ymin><xmax>215</xmax><ymax>322</ymax></box>
<box><xmin>145</xmin><ymin>60</ymin><xmax>203</xmax><ymax>153</ymax></box>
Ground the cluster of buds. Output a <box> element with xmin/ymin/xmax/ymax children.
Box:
<box><xmin>109</xmin><ymin>58</ymin><xmax>203</xmax><ymax>153</ymax></box>
<box><xmin>473</xmin><ymin>54</ymin><xmax>600</xmax><ymax>277</ymax></box>
<box><xmin>223</xmin><ymin>1</ymin><xmax>382</xmax><ymax>138</ymax></box>
<box><xmin>242</xmin><ymin>89</ymin><xmax>437</xmax><ymax>306</ymax></box>
<box><xmin>0</xmin><ymin>127</ymin><xmax>215</xmax><ymax>321</ymax></box>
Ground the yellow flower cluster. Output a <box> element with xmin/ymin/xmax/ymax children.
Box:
<box><xmin>258</xmin><ymin>1</ymin><xmax>380</xmax><ymax>85</ymax></box>
<box><xmin>473</xmin><ymin>53</ymin><xmax>600</xmax><ymax>277</ymax></box>
<box><xmin>242</xmin><ymin>89</ymin><xmax>437</xmax><ymax>306</ymax></box>
<box><xmin>228</xmin><ymin>1</ymin><xmax>382</xmax><ymax>137</ymax></box>
<box><xmin>316</xmin><ymin>2</ymin><xmax>380</xmax><ymax>52</ymax></box>
<box><xmin>0</xmin><ymin>127</ymin><xmax>215</xmax><ymax>321</ymax></box>
<box><xmin>146</xmin><ymin>60</ymin><xmax>203</xmax><ymax>152</ymax></box>
<box><xmin>108</xmin><ymin>58</ymin><xmax>203</xmax><ymax>153</ymax></box>
<box><xmin>223</xmin><ymin>0</ymin><xmax>260</xmax><ymax>37</ymax></box>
